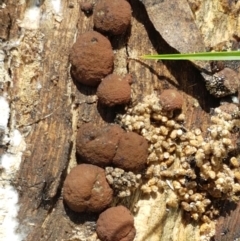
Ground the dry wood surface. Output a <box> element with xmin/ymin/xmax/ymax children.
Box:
<box><xmin>1</xmin><ymin>0</ymin><xmax>240</xmax><ymax>241</ymax></box>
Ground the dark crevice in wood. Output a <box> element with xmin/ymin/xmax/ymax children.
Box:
<box><xmin>130</xmin><ymin>0</ymin><xmax>219</xmax><ymax>113</ymax></box>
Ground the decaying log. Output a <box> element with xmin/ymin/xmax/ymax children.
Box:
<box><xmin>0</xmin><ymin>0</ymin><xmax>239</xmax><ymax>241</ymax></box>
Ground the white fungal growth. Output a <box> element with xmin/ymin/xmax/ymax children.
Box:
<box><xmin>0</xmin><ymin>186</ymin><xmax>20</xmax><ymax>241</ymax></box>
<box><xmin>231</xmin><ymin>95</ymin><xmax>239</xmax><ymax>104</ymax></box>
<box><xmin>0</xmin><ymin>96</ymin><xmax>10</xmax><ymax>130</ymax></box>
<box><xmin>21</xmin><ymin>0</ymin><xmax>41</xmax><ymax>29</ymax></box>
<box><xmin>0</xmin><ymin>176</ymin><xmax>21</xmax><ymax>241</ymax></box>
<box><xmin>0</xmin><ymin>97</ymin><xmax>26</xmax><ymax>241</ymax></box>
<box><xmin>51</xmin><ymin>0</ymin><xmax>62</xmax><ymax>14</ymax></box>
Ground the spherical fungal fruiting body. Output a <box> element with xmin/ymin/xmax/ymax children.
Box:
<box><xmin>159</xmin><ymin>89</ymin><xmax>184</xmax><ymax>111</ymax></box>
<box><xmin>63</xmin><ymin>164</ymin><xmax>113</xmax><ymax>212</ymax></box>
<box><xmin>97</xmin><ymin>74</ymin><xmax>131</xmax><ymax>106</ymax></box>
<box><xmin>113</xmin><ymin>132</ymin><xmax>148</xmax><ymax>171</ymax></box>
<box><xmin>76</xmin><ymin>123</ymin><xmax>124</xmax><ymax>167</ymax></box>
<box><xmin>70</xmin><ymin>31</ymin><xmax>114</xmax><ymax>86</ymax></box>
<box><xmin>96</xmin><ymin>205</ymin><xmax>136</xmax><ymax>241</ymax></box>
<box><xmin>93</xmin><ymin>0</ymin><xmax>132</xmax><ymax>35</ymax></box>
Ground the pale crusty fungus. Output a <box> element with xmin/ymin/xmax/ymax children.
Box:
<box><xmin>93</xmin><ymin>0</ymin><xmax>132</xmax><ymax>35</ymax></box>
<box><xmin>117</xmin><ymin>93</ymin><xmax>240</xmax><ymax>240</ymax></box>
<box><xmin>159</xmin><ymin>89</ymin><xmax>184</xmax><ymax>111</ymax></box>
<box><xmin>113</xmin><ymin>132</ymin><xmax>148</xmax><ymax>171</ymax></box>
<box><xmin>96</xmin><ymin>205</ymin><xmax>136</xmax><ymax>241</ymax></box>
<box><xmin>63</xmin><ymin>164</ymin><xmax>113</xmax><ymax>212</ymax></box>
<box><xmin>70</xmin><ymin>31</ymin><xmax>114</xmax><ymax>86</ymax></box>
<box><xmin>76</xmin><ymin>123</ymin><xmax>124</xmax><ymax>167</ymax></box>
<box><xmin>105</xmin><ymin>167</ymin><xmax>142</xmax><ymax>197</ymax></box>
<box><xmin>206</xmin><ymin>67</ymin><xmax>240</xmax><ymax>97</ymax></box>
<box><xmin>96</xmin><ymin>74</ymin><xmax>131</xmax><ymax>106</ymax></box>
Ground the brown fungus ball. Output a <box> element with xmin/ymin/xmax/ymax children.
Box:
<box><xmin>219</xmin><ymin>103</ymin><xmax>239</xmax><ymax>116</ymax></box>
<box><xmin>69</xmin><ymin>31</ymin><xmax>114</xmax><ymax>86</ymax></box>
<box><xmin>63</xmin><ymin>164</ymin><xmax>113</xmax><ymax>213</ymax></box>
<box><xmin>80</xmin><ymin>2</ymin><xmax>94</xmax><ymax>14</ymax></box>
<box><xmin>159</xmin><ymin>89</ymin><xmax>184</xmax><ymax>111</ymax></box>
<box><xmin>76</xmin><ymin>123</ymin><xmax>124</xmax><ymax>167</ymax></box>
<box><xmin>96</xmin><ymin>205</ymin><xmax>136</xmax><ymax>241</ymax></box>
<box><xmin>97</xmin><ymin>74</ymin><xmax>131</xmax><ymax>106</ymax></box>
<box><xmin>93</xmin><ymin>0</ymin><xmax>132</xmax><ymax>35</ymax></box>
<box><xmin>113</xmin><ymin>132</ymin><xmax>148</xmax><ymax>171</ymax></box>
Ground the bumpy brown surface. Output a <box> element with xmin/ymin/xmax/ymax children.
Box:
<box><xmin>76</xmin><ymin>123</ymin><xmax>124</xmax><ymax>167</ymax></box>
<box><xmin>97</xmin><ymin>74</ymin><xmax>131</xmax><ymax>106</ymax></box>
<box><xmin>93</xmin><ymin>0</ymin><xmax>132</xmax><ymax>35</ymax></box>
<box><xmin>96</xmin><ymin>205</ymin><xmax>136</xmax><ymax>241</ymax></box>
<box><xmin>219</xmin><ymin>103</ymin><xmax>239</xmax><ymax>116</ymax></box>
<box><xmin>63</xmin><ymin>164</ymin><xmax>113</xmax><ymax>212</ymax></box>
<box><xmin>69</xmin><ymin>31</ymin><xmax>114</xmax><ymax>86</ymax></box>
<box><xmin>113</xmin><ymin>132</ymin><xmax>148</xmax><ymax>171</ymax></box>
<box><xmin>159</xmin><ymin>89</ymin><xmax>184</xmax><ymax>111</ymax></box>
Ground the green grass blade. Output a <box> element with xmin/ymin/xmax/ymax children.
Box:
<box><xmin>141</xmin><ymin>51</ymin><xmax>240</xmax><ymax>60</ymax></box>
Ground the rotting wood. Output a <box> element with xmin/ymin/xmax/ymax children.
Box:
<box><xmin>0</xmin><ymin>0</ymin><xmax>239</xmax><ymax>241</ymax></box>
